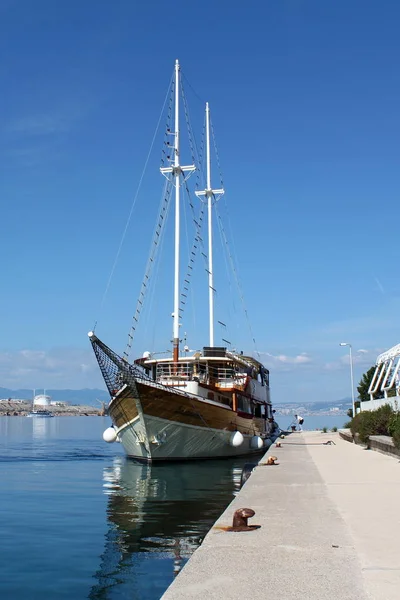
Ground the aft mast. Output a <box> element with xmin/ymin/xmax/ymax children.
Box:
<box><xmin>160</xmin><ymin>60</ymin><xmax>195</xmax><ymax>362</ymax></box>
<box><xmin>196</xmin><ymin>103</ymin><xmax>224</xmax><ymax>347</ymax></box>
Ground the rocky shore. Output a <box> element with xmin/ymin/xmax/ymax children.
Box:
<box><xmin>0</xmin><ymin>401</ymin><xmax>102</xmax><ymax>416</ymax></box>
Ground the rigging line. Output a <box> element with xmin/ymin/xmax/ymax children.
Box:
<box><xmin>161</xmin><ymin>76</ymin><xmax>175</xmax><ymax>168</ymax></box>
<box><xmin>210</xmin><ymin>115</ymin><xmax>224</xmax><ymax>189</ymax></box>
<box><xmin>215</xmin><ymin>209</ymin><xmax>241</xmax><ymax>352</ymax></box>
<box><xmin>124</xmin><ymin>179</ymin><xmax>173</xmax><ymax>359</ymax></box>
<box><xmin>186</xmin><ymin>396</ymin><xmax>219</xmax><ymax>438</ymax></box>
<box><xmin>212</xmin><ymin>114</ymin><xmax>242</xmax><ymax>299</ymax></box>
<box><xmin>182</xmin><ymin>183</ymin><xmax>197</xmax><ymax>335</ymax></box>
<box><xmin>210</xmin><ymin>115</ymin><xmax>240</xmax><ymax>280</ymax></box>
<box><xmin>143</xmin><ymin>185</ymin><xmax>173</xmax><ymax>350</ymax></box>
<box><xmin>178</xmin><ymin>181</ymin><xmax>207</xmax><ymax>319</ymax></box>
<box><xmin>93</xmin><ymin>73</ymin><xmax>174</xmax><ymax>330</ymax></box>
<box><xmin>209</xmin><ymin>117</ymin><xmax>246</xmax><ymax>350</ymax></box>
<box><xmin>215</xmin><ymin>205</ymin><xmax>260</xmax><ymax>357</ymax></box>
<box><xmin>221</xmin><ymin>193</ymin><xmax>240</xmax><ymax>290</ymax></box>
<box><xmin>185</xmin><ymin>180</ymin><xmax>208</xmax><ymax>267</ymax></box>
<box><xmin>180</xmin><ymin>78</ymin><xmax>197</xmax><ymax>165</ymax></box>
<box><xmin>181</xmin><ymin>69</ymin><xmax>206</xmax><ymax>105</ymax></box>
<box><xmin>186</xmin><ymin>182</ymin><xmax>208</xmax><ymax>273</ymax></box>
<box><xmin>195</xmin><ymin>116</ymin><xmax>206</xmax><ymax>192</ymax></box>
<box><xmin>214</xmin><ymin>210</ymin><xmax>235</xmax><ymax>350</ymax></box>
<box><xmin>125</xmin><ymin>179</ymin><xmax>172</xmax><ymax>346</ymax></box>
<box><xmin>181</xmin><ymin>76</ymin><xmax>206</xmax><ymax>188</ymax></box>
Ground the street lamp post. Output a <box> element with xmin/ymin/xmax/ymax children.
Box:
<box><xmin>340</xmin><ymin>342</ymin><xmax>357</xmax><ymax>417</ymax></box>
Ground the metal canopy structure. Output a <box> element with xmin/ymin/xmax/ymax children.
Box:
<box><xmin>368</xmin><ymin>343</ymin><xmax>400</xmax><ymax>399</ymax></box>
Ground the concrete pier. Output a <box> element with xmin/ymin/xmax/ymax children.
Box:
<box><xmin>162</xmin><ymin>431</ymin><xmax>400</xmax><ymax>600</ymax></box>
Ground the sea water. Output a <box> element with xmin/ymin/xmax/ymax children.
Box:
<box><xmin>0</xmin><ymin>417</ymin><xmax>250</xmax><ymax>600</ymax></box>
<box><xmin>282</xmin><ymin>414</ymin><xmax>348</xmax><ymax>431</ymax></box>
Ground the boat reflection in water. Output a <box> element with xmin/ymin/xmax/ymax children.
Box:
<box><xmin>89</xmin><ymin>455</ymin><xmax>252</xmax><ymax>599</ymax></box>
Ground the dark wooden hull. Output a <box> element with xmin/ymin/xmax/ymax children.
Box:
<box><xmin>108</xmin><ymin>380</ymin><xmax>277</xmax><ymax>461</ymax></box>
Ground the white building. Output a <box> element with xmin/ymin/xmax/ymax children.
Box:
<box><xmin>364</xmin><ymin>343</ymin><xmax>400</xmax><ymax>411</ymax></box>
<box><xmin>33</xmin><ymin>394</ymin><xmax>51</xmax><ymax>407</ymax></box>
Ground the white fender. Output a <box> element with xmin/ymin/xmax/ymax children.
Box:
<box><xmin>103</xmin><ymin>427</ymin><xmax>117</xmax><ymax>443</ymax></box>
<box><xmin>250</xmin><ymin>435</ymin><xmax>263</xmax><ymax>450</ymax></box>
<box><xmin>263</xmin><ymin>438</ymin><xmax>272</xmax><ymax>449</ymax></box>
<box><xmin>230</xmin><ymin>431</ymin><xmax>244</xmax><ymax>447</ymax></box>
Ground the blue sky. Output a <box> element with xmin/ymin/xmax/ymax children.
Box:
<box><xmin>1</xmin><ymin>0</ymin><xmax>399</xmax><ymax>402</ymax></box>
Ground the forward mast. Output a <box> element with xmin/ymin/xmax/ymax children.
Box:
<box><xmin>160</xmin><ymin>60</ymin><xmax>195</xmax><ymax>362</ymax></box>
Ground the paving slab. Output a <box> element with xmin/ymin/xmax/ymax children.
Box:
<box><xmin>305</xmin><ymin>430</ymin><xmax>400</xmax><ymax>600</ymax></box>
<box><xmin>162</xmin><ymin>432</ymin><xmax>372</xmax><ymax>600</ymax></box>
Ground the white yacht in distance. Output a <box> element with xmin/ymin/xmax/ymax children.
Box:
<box><xmin>26</xmin><ymin>410</ymin><xmax>54</xmax><ymax>418</ymax></box>
<box><xmin>27</xmin><ymin>390</ymin><xmax>54</xmax><ymax>417</ymax></box>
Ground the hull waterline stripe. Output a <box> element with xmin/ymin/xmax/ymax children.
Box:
<box><xmin>115</xmin><ymin>415</ymin><xmax>140</xmax><ymax>435</ymax></box>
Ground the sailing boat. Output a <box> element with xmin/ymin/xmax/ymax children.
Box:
<box><xmin>89</xmin><ymin>60</ymin><xmax>278</xmax><ymax>461</ymax></box>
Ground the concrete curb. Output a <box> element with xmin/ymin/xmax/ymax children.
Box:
<box><xmin>339</xmin><ymin>428</ymin><xmax>400</xmax><ymax>459</ymax></box>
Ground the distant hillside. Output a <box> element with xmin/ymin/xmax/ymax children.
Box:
<box><xmin>0</xmin><ymin>387</ymin><xmax>109</xmax><ymax>406</ymax></box>
<box><xmin>274</xmin><ymin>398</ymin><xmax>352</xmax><ymax>411</ymax></box>
<box><xmin>0</xmin><ymin>389</ymin><xmax>353</xmax><ymax>410</ymax></box>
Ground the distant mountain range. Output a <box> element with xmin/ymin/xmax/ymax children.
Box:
<box><xmin>274</xmin><ymin>399</ymin><xmax>352</xmax><ymax>412</ymax></box>
<box><xmin>0</xmin><ymin>387</ymin><xmax>109</xmax><ymax>406</ymax></box>
<box><xmin>0</xmin><ymin>387</ymin><xmax>352</xmax><ymax>410</ymax></box>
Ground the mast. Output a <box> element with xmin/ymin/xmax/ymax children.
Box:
<box><xmin>160</xmin><ymin>60</ymin><xmax>195</xmax><ymax>362</ymax></box>
<box><xmin>206</xmin><ymin>103</ymin><xmax>215</xmax><ymax>347</ymax></box>
<box><xmin>196</xmin><ymin>103</ymin><xmax>224</xmax><ymax>347</ymax></box>
<box><xmin>173</xmin><ymin>59</ymin><xmax>180</xmax><ymax>363</ymax></box>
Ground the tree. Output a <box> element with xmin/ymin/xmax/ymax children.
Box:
<box><xmin>347</xmin><ymin>400</ymin><xmax>360</xmax><ymax>419</ymax></box>
<box><xmin>357</xmin><ymin>366</ymin><xmax>384</xmax><ymax>402</ymax></box>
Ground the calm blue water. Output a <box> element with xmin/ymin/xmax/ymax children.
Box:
<box><xmin>0</xmin><ymin>417</ymin><xmax>249</xmax><ymax>600</ymax></box>
<box><xmin>280</xmin><ymin>414</ymin><xmax>348</xmax><ymax>431</ymax></box>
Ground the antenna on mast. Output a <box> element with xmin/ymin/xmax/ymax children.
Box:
<box><xmin>195</xmin><ymin>103</ymin><xmax>224</xmax><ymax>347</ymax></box>
<box><xmin>160</xmin><ymin>60</ymin><xmax>195</xmax><ymax>362</ymax></box>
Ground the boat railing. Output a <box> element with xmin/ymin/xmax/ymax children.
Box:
<box><xmin>208</xmin><ymin>365</ymin><xmax>248</xmax><ymax>385</ymax></box>
<box><xmin>153</xmin><ymin>361</ymin><xmax>250</xmax><ymax>389</ymax></box>
<box><xmin>156</xmin><ymin>362</ymin><xmax>194</xmax><ymax>380</ymax></box>
<box><xmin>215</xmin><ymin>377</ymin><xmax>248</xmax><ymax>390</ymax></box>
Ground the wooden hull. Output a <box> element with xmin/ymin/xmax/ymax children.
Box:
<box><xmin>109</xmin><ymin>380</ymin><xmax>278</xmax><ymax>461</ymax></box>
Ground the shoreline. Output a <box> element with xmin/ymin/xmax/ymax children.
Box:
<box><xmin>0</xmin><ymin>401</ymin><xmax>102</xmax><ymax>417</ymax></box>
